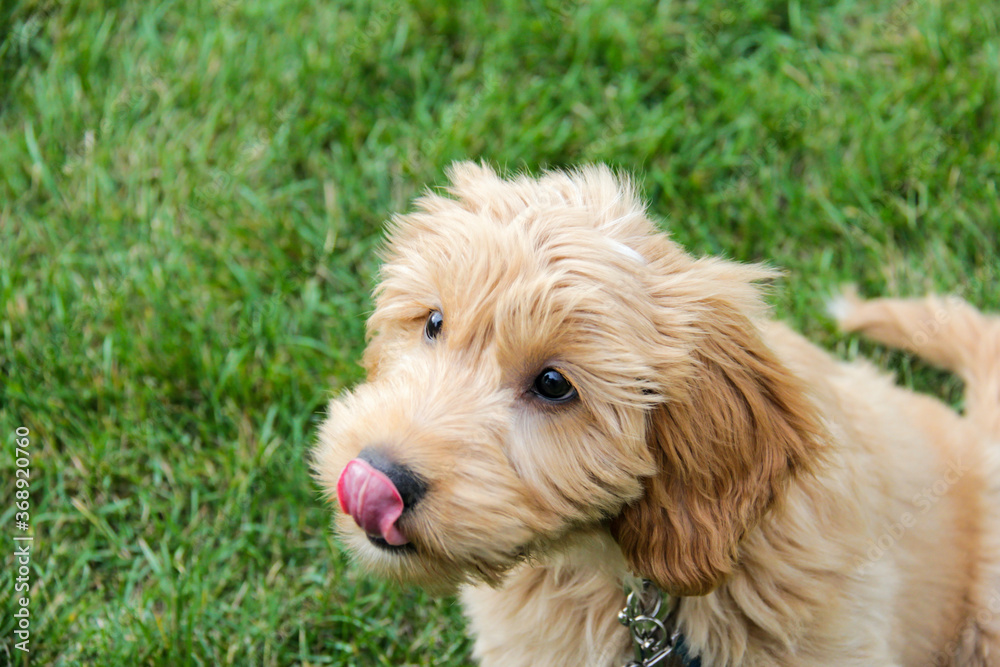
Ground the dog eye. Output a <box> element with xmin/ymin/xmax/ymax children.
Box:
<box><xmin>531</xmin><ymin>368</ymin><xmax>577</xmax><ymax>403</ymax></box>
<box><xmin>424</xmin><ymin>310</ymin><xmax>443</xmax><ymax>340</ymax></box>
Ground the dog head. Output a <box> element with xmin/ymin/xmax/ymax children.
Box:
<box><xmin>313</xmin><ymin>163</ymin><xmax>820</xmax><ymax>594</ymax></box>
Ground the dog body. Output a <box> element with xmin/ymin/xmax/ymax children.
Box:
<box><xmin>463</xmin><ymin>318</ymin><xmax>998</xmax><ymax>666</ymax></box>
<box><xmin>314</xmin><ymin>164</ymin><xmax>1000</xmax><ymax>666</ymax></box>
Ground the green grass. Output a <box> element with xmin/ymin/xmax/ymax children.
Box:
<box><xmin>1</xmin><ymin>0</ymin><xmax>998</xmax><ymax>664</ymax></box>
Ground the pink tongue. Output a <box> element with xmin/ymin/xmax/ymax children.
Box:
<box><xmin>336</xmin><ymin>459</ymin><xmax>408</xmax><ymax>546</ymax></box>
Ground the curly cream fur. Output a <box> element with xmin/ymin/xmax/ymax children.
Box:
<box><xmin>313</xmin><ymin>163</ymin><xmax>1000</xmax><ymax>666</ymax></box>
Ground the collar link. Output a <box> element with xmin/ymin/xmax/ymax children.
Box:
<box><xmin>618</xmin><ymin>580</ymin><xmax>701</xmax><ymax>667</ymax></box>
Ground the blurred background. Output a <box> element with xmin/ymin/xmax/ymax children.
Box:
<box><xmin>1</xmin><ymin>0</ymin><xmax>997</xmax><ymax>664</ymax></box>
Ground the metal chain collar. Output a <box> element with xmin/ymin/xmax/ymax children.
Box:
<box><xmin>618</xmin><ymin>580</ymin><xmax>690</xmax><ymax>667</ymax></box>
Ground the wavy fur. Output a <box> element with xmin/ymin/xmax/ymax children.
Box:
<box><xmin>313</xmin><ymin>163</ymin><xmax>1000</xmax><ymax>666</ymax></box>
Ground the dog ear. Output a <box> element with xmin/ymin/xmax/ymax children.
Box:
<box><xmin>610</xmin><ymin>273</ymin><xmax>821</xmax><ymax>596</ymax></box>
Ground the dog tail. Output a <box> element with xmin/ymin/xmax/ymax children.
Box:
<box><xmin>829</xmin><ymin>288</ymin><xmax>1000</xmax><ymax>437</ymax></box>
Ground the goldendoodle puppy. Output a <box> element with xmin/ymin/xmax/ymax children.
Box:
<box><xmin>313</xmin><ymin>163</ymin><xmax>1000</xmax><ymax>666</ymax></box>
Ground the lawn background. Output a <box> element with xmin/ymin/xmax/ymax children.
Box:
<box><xmin>1</xmin><ymin>0</ymin><xmax>998</xmax><ymax>665</ymax></box>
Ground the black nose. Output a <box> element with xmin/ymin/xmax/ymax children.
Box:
<box><xmin>357</xmin><ymin>447</ymin><xmax>427</xmax><ymax>511</ymax></box>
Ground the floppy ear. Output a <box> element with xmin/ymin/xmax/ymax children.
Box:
<box><xmin>610</xmin><ymin>270</ymin><xmax>822</xmax><ymax>596</ymax></box>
